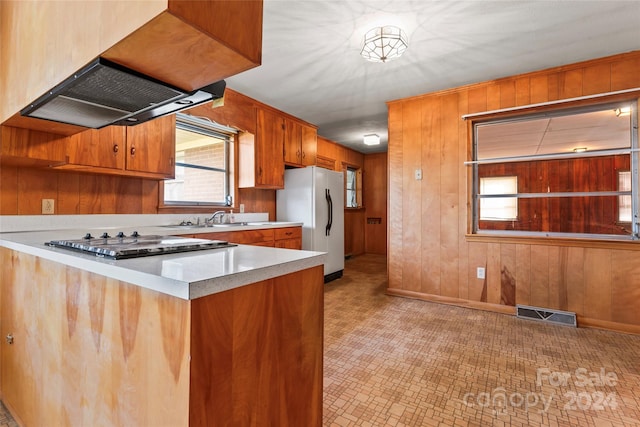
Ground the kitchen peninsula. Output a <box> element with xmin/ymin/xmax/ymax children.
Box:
<box><xmin>0</xmin><ymin>222</ymin><xmax>325</xmax><ymax>426</ymax></box>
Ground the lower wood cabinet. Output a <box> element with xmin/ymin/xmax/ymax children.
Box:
<box><xmin>274</xmin><ymin>227</ymin><xmax>302</xmax><ymax>249</ymax></box>
<box><xmin>191</xmin><ymin>226</ymin><xmax>302</xmax><ymax>250</ymax></box>
<box><xmin>0</xmin><ymin>248</ymin><xmax>323</xmax><ymax>426</ymax></box>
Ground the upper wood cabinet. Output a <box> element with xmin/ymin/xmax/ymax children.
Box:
<box><xmin>284</xmin><ymin>119</ymin><xmax>317</xmax><ymax>167</ymax></box>
<box><xmin>66</xmin><ymin>126</ymin><xmax>126</xmax><ymax>170</ymax></box>
<box><xmin>1</xmin><ymin>1</ymin><xmax>263</xmax><ymax>133</ymax></box>
<box><xmin>62</xmin><ymin>115</ymin><xmax>175</xmax><ymax>179</ymax></box>
<box><xmin>239</xmin><ymin>108</ymin><xmax>285</xmax><ymax>189</ymax></box>
<box><xmin>125</xmin><ymin>115</ymin><xmax>175</xmax><ymax>177</ymax></box>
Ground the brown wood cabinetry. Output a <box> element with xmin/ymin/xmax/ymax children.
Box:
<box><xmin>284</xmin><ymin>119</ymin><xmax>317</xmax><ymax>167</ymax></box>
<box><xmin>274</xmin><ymin>227</ymin><xmax>302</xmax><ymax>249</ymax></box>
<box><xmin>2</xmin><ymin>1</ymin><xmax>263</xmax><ymax>133</ymax></box>
<box><xmin>124</xmin><ymin>115</ymin><xmax>175</xmax><ymax>177</ymax></box>
<box><xmin>192</xmin><ymin>228</ymin><xmax>275</xmax><ymax>246</ymax></box>
<box><xmin>58</xmin><ymin>115</ymin><xmax>175</xmax><ymax>179</ymax></box>
<box><xmin>238</xmin><ymin>108</ymin><xmax>285</xmax><ymax>189</ymax></box>
<box><xmin>66</xmin><ymin>126</ymin><xmax>126</xmax><ymax>170</ymax></box>
<box><xmin>1</xmin><ymin>247</ymin><xmax>323</xmax><ymax>426</ymax></box>
<box><xmin>191</xmin><ymin>226</ymin><xmax>302</xmax><ymax>250</ymax></box>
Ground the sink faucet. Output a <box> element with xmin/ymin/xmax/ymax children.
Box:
<box><xmin>208</xmin><ymin>210</ymin><xmax>226</xmax><ymax>224</ymax></box>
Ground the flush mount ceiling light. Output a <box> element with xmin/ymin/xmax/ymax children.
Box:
<box><xmin>573</xmin><ymin>147</ymin><xmax>587</xmax><ymax>153</ymax></box>
<box><xmin>360</xmin><ymin>26</ymin><xmax>408</xmax><ymax>63</ymax></box>
<box><xmin>363</xmin><ymin>134</ymin><xmax>380</xmax><ymax>145</ymax></box>
<box><xmin>614</xmin><ymin>106</ymin><xmax>631</xmax><ymax>117</ymax></box>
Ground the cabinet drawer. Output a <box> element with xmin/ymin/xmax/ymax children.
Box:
<box><xmin>275</xmin><ymin>238</ymin><xmax>301</xmax><ymax>250</ymax></box>
<box><xmin>274</xmin><ymin>227</ymin><xmax>301</xmax><ymax>241</ymax></box>
<box><xmin>193</xmin><ymin>229</ymin><xmax>274</xmax><ymax>244</ymax></box>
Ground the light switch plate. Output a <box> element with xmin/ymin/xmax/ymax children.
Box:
<box><xmin>415</xmin><ymin>169</ymin><xmax>422</xmax><ymax>180</ymax></box>
<box><xmin>477</xmin><ymin>267</ymin><xmax>485</xmax><ymax>279</ymax></box>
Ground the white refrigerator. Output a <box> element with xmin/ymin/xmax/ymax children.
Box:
<box><xmin>276</xmin><ymin>166</ymin><xmax>344</xmax><ymax>282</ymax></box>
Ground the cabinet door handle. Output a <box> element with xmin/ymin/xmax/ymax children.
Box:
<box><xmin>130</xmin><ymin>146</ymin><xmax>136</xmax><ymax>156</ymax></box>
<box><xmin>258</xmin><ymin>166</ymin><xmax>262</xmax><ymax>176</ymax></box>
<box><xmin>5</xmin><ymin>333</ymin><xmax>13</xmax><ymax>345</ymax></box>
<box><xmin>285</xmin><ymin>232</ymin><xmax>292</xmax><ymax>236</ymax></box>
<box><xmin>113</xmin><ymin>144</ymin><xmax>119</xmax><ymax>153</ymax></box>
<box><xmin>302</xmin><ymin>151</ymin><xmax>305</xmax><ymax>159</ymax></box>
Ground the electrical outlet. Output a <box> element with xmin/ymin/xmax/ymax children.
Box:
<box><xmin>239</xmin><ymin>204</ymin><xmax>245</xmax><ymax>213</ymax></box>
<box><xmin>415</xmin><ymin>169</ymin><xmax>422</xmax><ymax>180</ymax></box>
<box><xmin>476</xmin><ymin>267</ymin><xmax>485</xmax><ymax>279</ymax></box>
<box><xmin>42</xmin><ymin>199</ymin><xmax>55</xmax><ymax>215</ymax></box>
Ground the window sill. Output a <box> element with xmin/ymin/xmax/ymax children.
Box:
<box><xmin>466</xmin><ymin>233</ymin><xmax>640</xmax><ymax>251</ymax></box>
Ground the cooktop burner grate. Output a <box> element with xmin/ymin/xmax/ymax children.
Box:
<box><xmin>46</xmin><ymin>233</ymin><xmax>235</xmax><ymax>259</ymax></box>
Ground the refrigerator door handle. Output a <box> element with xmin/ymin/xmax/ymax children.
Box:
<box><xmin>325</xmin><ymin>188</ymin><xmax>333</xmax><ymax>236</ymax></box>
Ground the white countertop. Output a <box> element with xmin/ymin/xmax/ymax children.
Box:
<box><xmin>0</xmin><ymin>223</ymin><xmax>325</xmax><ymax>300</ymax></box>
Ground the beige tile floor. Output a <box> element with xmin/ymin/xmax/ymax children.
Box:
<box><xmin>323</xmin><ymin>254</ymin><xmax>640</xmax><ymax>427</ymax></box>
<box><xmin>1</xmin><ymin>254</ymin><xmax>638</xmax><ymax>426</ymax></box>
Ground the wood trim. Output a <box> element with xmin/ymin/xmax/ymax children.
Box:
<box><xmin>387</xmin><ymin>287</ymin><xmax>640</xmax><ymax>335</ymax></box>
<box><xmin>465</xmin><ymin>234</ymin><xmax>640</xmax><ymax>251</ymax></box>
<box><xmin>386</xmin><ymin>288</ymin><xmax>516</xmax><ymax>315</ymax></box>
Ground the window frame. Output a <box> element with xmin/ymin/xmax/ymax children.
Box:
<box><xmin>343</xmin><ymin>164</ymin><xmax>362</xmax><ymax>209</ymax></box>
<box><xmin>469</xmin><ymin>99</ymin><xmax>639</xmax><ymax>240</ymax></box>
<box><xmin>162</xmin><ymin>113</ymin><xmax>235</xmax><ymax>207</ymax></box>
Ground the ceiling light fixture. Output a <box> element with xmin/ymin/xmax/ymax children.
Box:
<box><xmin>363</xmin><ymin>134</ymin><xmax>380</xmax><ymax>145</ymax></box>
<box><xmin>614</xmin><ymin>106</ymin><xmax>631</xmax><ymax>117</ymax></box>
<box><xmin>360</xmin><ymin>26</ymin><xmax>408</xmax><ymax>63</ymax></box>
<box><xmin>573</xmin><ymin>147</ymin><xmax>587</xmax><ymax>153</ymax></box>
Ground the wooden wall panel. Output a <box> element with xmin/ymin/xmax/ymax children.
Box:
<box><xmin>440</xmin><ymin>93</ymin><xmax>460</xmax><ymax>298</ymax></box>
<box><xmin>363</xmin><ymin>153</ymin><xmax>387</xmax><ymax>255</ymax></box>
<box><xmin>611</xmin><ymin>250</ymin><xmax>640</xmax><ymax>325</ymax></box>
<box><xmin>530</xmin><ymin>75</ymin><xmax>549</xmax><ymax>104</ymax></box>
<box><xmin>387</xmin><ymin>50</ymin><xmax>640</xmax><ymax>333</ymax></box>
<box><xmin>0</xmin><ymin>167</ymin><xmax>160</xmax><ymax>215</ymax></box>
<box><xmin>583</xmin><ymin>248</ymin><xmax>612</xmax><ymax>321</ymax></box>
<box><xmin>387</xmin><ymin>103</ymin><xmax>404</xmax><ymax>289</ymax></box>
<box><xmin>403</xmin><ymin>99</ymin><xmax>423</xmax><ymax>293</ymax></box>
<box><xmin>0</xmin><ymin>165</ymin><xmax>18</xmax><ymax>214</ymax></box>
<box><xmin>611</xmin><ymin>55</ymin><xmax>640</xmax><ymax>90</ymax></box>
<box><xmin>420</xmin><ymin>97</ymin><xmax>440</xmax><ymax>295</ymax></box>
<box><xmin>457</xmin><ymin>93</ymin><xmax>470</xmax><ymax>300</ymax></box>
<box><xmin>344</xmin><ymin>209</ymin><xmax>365</xmax><ymax>257</ymax></box>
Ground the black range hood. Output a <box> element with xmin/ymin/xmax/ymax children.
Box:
<box><xmin>20</xmin><ymin>57</ymin><xmax>226</xmax><ymax>129</ymax></box>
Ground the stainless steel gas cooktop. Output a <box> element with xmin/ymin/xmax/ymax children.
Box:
<box><xmin>46</xmin><ymin>231</ymin><xmax>235</xmax><ymax>259</ymax></box>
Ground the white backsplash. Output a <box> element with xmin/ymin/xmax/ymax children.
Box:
<box><xmin>0</xmin><ymin>212</ymin><xmax>269</xmax><ymax>233</ymax></box>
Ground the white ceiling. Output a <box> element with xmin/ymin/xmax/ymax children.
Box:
<box><xmin>226</xmin><ymin>0</ymin><xmax>640</xmax><ymax>154</ymax></box>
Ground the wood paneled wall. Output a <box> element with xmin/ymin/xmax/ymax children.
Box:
<box><xmin>364</xmin><ymin>153</ymin><xmax>387</xmax><ymax>255</ymax></box>
<box><xmin>387</xmin><ymin>50</ymin><xmax>640</xmax><ymax>333</ymax></box>
<box><xmin>0</xmin><ymin>166</ymin><xmax>159</xmax><ymax>215</ymax></box>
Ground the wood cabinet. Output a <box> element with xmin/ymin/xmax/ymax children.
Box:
<box><xmin>274</xmin><ymin>227</ymin><xmax>302</xmax><ymax>249</ymax></box>
<box><xmin>60</xmin><ymin>115</ymin><xmax>175</xmax><ymax>179</ymax></box>
<box><xmin>238</xmin><ymin>108</ymin><xmax>285</xmax><ymax>189</ymax></box>
<box><xmin>192</xmin><ymin>228</ymin><xmax>275</xmax><ymax>246</ymax></box>
<box><xmin>284</xmin><ymin>119</ymin><xmax>317</xmax><ymax>167</ymax></box>
<box><xmin>124</xmin><ymin>115</ymin><xmax>175</xmax><ymax>177</ymax></box>
<box><xmin>191</xmin><ymin>226</ymin><xmax>302</xmax><ymax>250</ymax></box>
<box><xmin>2</xmin><ymin>1</ymin><xmax>263</xmax><ymax>133</ymax></box>
<box><xmin>66</xmin><ymin>126</ymin><xmax>126</xmax><ymax>170</ymax></box>
<box><xmin>0</xmin><ymin>247</ymin><xmax>323</xmax><ymax>426</ymax></box>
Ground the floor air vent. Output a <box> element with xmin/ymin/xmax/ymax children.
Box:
<box><xmin>516</xmin><ymin>305</ymin><xmax>577</xmax><ymax>327</ymax></box>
